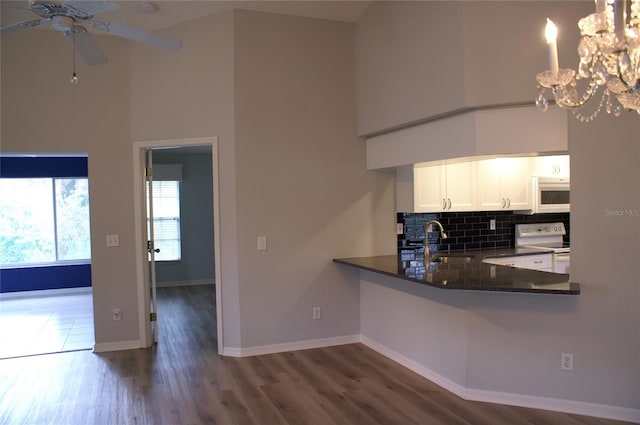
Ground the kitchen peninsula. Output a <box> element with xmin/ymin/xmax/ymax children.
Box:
<box><xmin>334</xmin><ymin>249</ymin><xmax>580</xmax><ymax>295</ymax></box>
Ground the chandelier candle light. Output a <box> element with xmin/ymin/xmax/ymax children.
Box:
<box><xmin>536</xmin><ymin>0</ymin><xmax>640</xmax><ymax>121</ymax></box>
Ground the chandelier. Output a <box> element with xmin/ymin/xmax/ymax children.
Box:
<box><xmin>536</xmin><ymin>0</ymin><xmax>640</xmax><ymax>122</ymax></box>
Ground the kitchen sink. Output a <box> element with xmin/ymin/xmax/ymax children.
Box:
<box><xmin>429</xmin><ymin>255</ymin><xmax>474</xmax><ymax>264</ymax></box>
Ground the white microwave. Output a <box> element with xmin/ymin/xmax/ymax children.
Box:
<box><xmin>532</xmin><ymin>177</ymin><xmax>570</xmax><ymax>213</ymax></box>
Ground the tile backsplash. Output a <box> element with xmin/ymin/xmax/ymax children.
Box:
<box><xmin>398</xmin><ymin>211</ymin><xmax>570</xmax><ymax>255</ymax></box>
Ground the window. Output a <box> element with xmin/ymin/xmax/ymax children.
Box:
<box><xmin>147</xmin><ymin>180</ymin><xmax>181</xmax><ymax>261</ymax></box>
<box><xmin>0</xmin><ymin>178</ymin><xmax>91</xmax><ymax>266</ymax></box>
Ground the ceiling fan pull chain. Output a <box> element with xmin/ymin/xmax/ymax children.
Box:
<box><xmin>70</xmin><ymin>26</ymin><xmax>79</xmax><ymax>85</ymax></box>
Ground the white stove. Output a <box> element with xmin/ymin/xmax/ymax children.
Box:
<box><xmin>516</xmin><ymin>222</ymin><xmax>570</xmax><ymax>273</ymax></box>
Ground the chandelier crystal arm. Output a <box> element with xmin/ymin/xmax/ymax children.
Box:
<box><xmin>552</xmin><ymin>79</ymin><xmax>599</xmax><ymax>109</ymax></box>
<box><xmin>534</xmin><ymin>0</ymin><xmax>640</xmax><ymax>121</ymax></box>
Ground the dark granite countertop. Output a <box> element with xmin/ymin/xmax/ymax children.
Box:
<box><xmin>333</xmin><ymin>248</ymin><xmax>580</xmax><ymax>295</ymax></box>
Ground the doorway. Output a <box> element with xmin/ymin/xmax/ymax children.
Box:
<box><xmin>132</xmin><ymin>137</ymin><xmax>222</xmax><ymax>352</ymax></box>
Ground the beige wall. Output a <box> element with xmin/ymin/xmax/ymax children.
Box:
<box><xmin>131</xmin><ymin>8</ymin><xmax>397</xmax><ymax>350</ymax></box>
<box><xmin>356</xmin><ymin>1</ymin><xmax>466</xmax><ymax>136</ymax></box>
<box><xmin>462</xmin><ymin>1</ymin><xmax>587</xmax><ymax>107</ymax></box>
<box><xmin>356</xmin><ymin>1</ymin><xmax>592</xmax><ymax>137</ymax></box>
<box><xmin>1</xmin><ymin>30</ymin><xmax>139</xmax><ymax>345</ymax></box>
<box><xmin>233</xmin><ymin>10</ymin><xmax>394</xmax><ymax>347</ymax></box>
<box><xmin>128</xmin><ymin>10</ymin><xmax>242</xmax><ymax>347</ymax></box>
<box><xmin>567</xmin><ymin>114</ymin><xmax>640</xmax><ymax>408</ymax></box>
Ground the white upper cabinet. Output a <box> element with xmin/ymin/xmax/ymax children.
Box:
<box><xmin>530</xmin><ymin>155</ymin><xmax>570</xmax><ymax>178</ymax></box>
<box><xmin>412</xmin><ymin>164</ymin><xmax>445</xmax><ymax>212</ymax></box>
<box><xmin>398</xmin><ymin>162</ymin><xmax>476</xmax><ymax>213</ymax></box>
<box><xmin>440</xmin><ymin>162</ymin><xmax>477</xmax><ymax>212</ymax></box>
<box><xmin>476</xmin><ymin>158</ymin><xmax>532</xmax><ymax>211</ymax></box>
<box><xmin>397</xmin><ymin>156</ymin><xmax>568</xmax><ymax>213</ymax></box>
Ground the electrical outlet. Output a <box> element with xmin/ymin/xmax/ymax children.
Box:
<box><xmin>313</xmin><ymin>307</ymin><xmax>321</xmax><ymax>320</ymax></box>
<box><xmin>396</xmin><ymin>223</ymin><xmax>404</xmax><ymax>235</ymax></box>
<box><xmin>257</xmin><ymin>236</ymin><xmax>267</xmax><ymax>251</ymax></box>
<box><xmin>112</xmin><ymin>308</ymin><xmax>122</xmax><ymax>321</ymax></box>
<box><xmin>489</xmin><ymin>219</ymin><xmax>496</xmax><ymax>230</ymax></box>
<box><xmin>561</xmin><ymin>352</ymin><xmax>573</xmax><ymax>370</ymax></box>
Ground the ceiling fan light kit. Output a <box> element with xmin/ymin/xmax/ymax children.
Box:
<box><xmin>0</xmin><ymin>0</ymin><xmax>182</xmax><ymax>84</ymax></box>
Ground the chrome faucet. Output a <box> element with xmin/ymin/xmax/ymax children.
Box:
<box><xmin>424</xmin><ymin>220</ymin><xmax>448</xmax><ymax>260</ymax></box>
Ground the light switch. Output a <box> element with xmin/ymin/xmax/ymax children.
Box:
<box><xmin>257</xmin><ymin>236</ymin><xmax>267</xmax><ymax>251</ymax></box>
<box><xmin>106</xmin><ymin>234</ymin><xmax>120</xmax><ymax>247</ymax></box>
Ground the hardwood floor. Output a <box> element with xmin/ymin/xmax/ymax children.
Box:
<box><xmin>0</xmin><ymin>285</ymin><xmax>634</xmax><ymax>425</ymax></box>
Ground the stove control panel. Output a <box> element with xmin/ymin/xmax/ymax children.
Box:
<box><xmin>516</xmin><ymin>222</ymin><xmax>566</xmax><ymax>237</ymax></box>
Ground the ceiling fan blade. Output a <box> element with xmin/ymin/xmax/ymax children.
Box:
<box><xmin>64</xmin><ymin>26</ymin><xmax>107</xmax><ymax>65</ymax></box>
<box><xmin>87</xmin><ymin>17</ymin><xmax>182</xmax><ymax>52</ymax></box>
<box><xmin>62</xmin><ymin>0</ymin><xmax>119</xmax><ymax>18</ymax></box>
<box><xmin>0</xmin><ymin>18</ymin><xmax>46</xmax><ymax>36</ymax></box>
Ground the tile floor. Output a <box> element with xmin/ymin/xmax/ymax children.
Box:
<box><xmin>0</xmin><ymin>290</ymin><xmax>94</xmax><ymax>359</ymax></box>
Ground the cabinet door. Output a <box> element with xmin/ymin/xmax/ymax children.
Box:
<box><xmin>476</xmin><ymin>158</ymin><xmax>531</xmax><ymax>211</ymax></box>
<box><xmin>501</xmin><ymin>157</ymin><xmax>531</xmax><ymax>210</ymax></box>
<box><xmin>476</xmin><ymin>159</ymin><xmax>503</xmax><ymax>210</ymax></box>
<box><xmin>531</xmin><ymin>155</ymin><xmax>570</xmax><ymax>177</ymax></box>
<box><xmin>444</xmin><ymin>162</ymin><xmax>476</xmax><ymax>211</ymax></box>
<box><xmin>414</xmin><ymin>165</ymin><xmax>446</xmax><ymax>212</ymax></box>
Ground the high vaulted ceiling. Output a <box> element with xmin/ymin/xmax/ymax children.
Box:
<box><xmin>1</xmin><ymin>1</ymin><xmax>372</xmax><ymax>32</ymax></box>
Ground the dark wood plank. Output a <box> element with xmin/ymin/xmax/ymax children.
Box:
<box><xmin>260</xmin><ymin>352</ymin><xmax>382</xmax><ymax>425</ymax></box>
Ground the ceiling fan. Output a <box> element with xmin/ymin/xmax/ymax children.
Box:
<box><xmin>0</xmin><ymin>1</ymin><xmax>182</xmax><ymax>66</ymax></box>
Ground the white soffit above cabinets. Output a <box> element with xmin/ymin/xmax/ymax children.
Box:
<box><xmin>366</xmin><ymin>106</ymin><xmax>569</xmax><ymax>170</ymax></box>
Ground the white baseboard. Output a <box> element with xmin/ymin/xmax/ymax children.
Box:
<box><xmin>222</xmin><ymin>334</ymin><xmax>360</xmax><ymax>358</ymax></box>
<box><xmin>156</xmin><ymin>279</ymin><xmax>214</xmax><ymax>288</ymax></box>
<box><xmin>0</xmin><ymin>287</ymin><xmax>92</xmax><ymax>299</ymax></box>
<box><xmin>360</xmin><ymin>335</ymin><xmax>640</xmax><ymax>424</ymax></box>
<box><xmin>360</xmin><ymin>335</ymin><xmax>468</xmax><ymax>397</ymax></box>
<box><xmin>465</xmin><ymin>388</ymin><xmax>640</xmax><ymax>424</ymax></box>
<box><xmin>93</xmin><ymin>340</ymin><xmax>142</xmax><ymax>353</ymax></box>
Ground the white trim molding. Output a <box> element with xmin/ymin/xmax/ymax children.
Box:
<box><xmin>132</xmin><ymin>137</ymin><xmax>222</xmax><ymax>354</ymax></box>
<box><xmin>93</xmin><ymin>340</ymin><xmax>142</xmax><ymax>353</ymax></box>
<box><xmin>360</xmin><ymin>335</ymin><xmax>467</xmax><ymax>397</ymax></box>
<box><xmin>465</xmin><ymin>388</ymin><xmax>640</xmax><ymax>424</ymax></box>
<box><xmin>360</xmin><ymin>335</ymin><xmax>640</xmax><ymax>424</ymax></box>
<box><xmin>222</xmin><ymin>334</ymin><xmax>360</xmax><ymax>358</ymax></box>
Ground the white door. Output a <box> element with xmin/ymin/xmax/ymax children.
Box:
<box><xmin>144</xmin><ymin>149</ymin><xmax>159</xmax><ymax>343</ymax></box>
